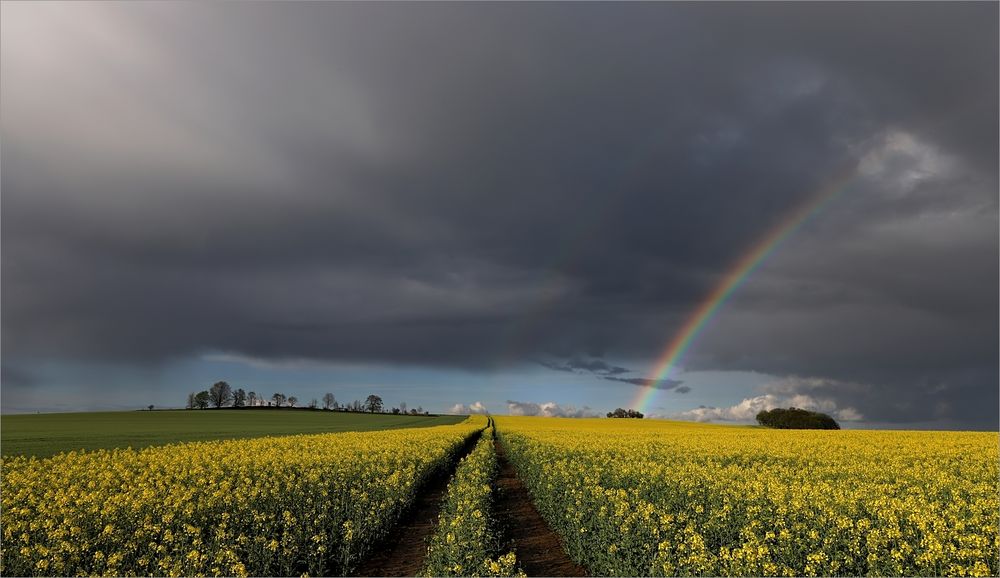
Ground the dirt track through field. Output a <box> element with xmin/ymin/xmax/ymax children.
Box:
<box><xmin>494</xmin><ymin>439</ymin><xmax>589</xmax><ymax>577</ymax></box>
<box><xmin>352</xmin><ymin>431</ymin><xmax>482</xmax><ymax>577</ymax></box>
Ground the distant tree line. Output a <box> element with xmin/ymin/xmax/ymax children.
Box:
<box><xmin>184</xmin><ymin>383</ymin><xmax>429</xmax><ymax>415</ymax></box>
<box><xmin>607</xmin><ymin>408</ymin><xmax>644</xmax><ymax>418</ymax></box>
<box><xmin>756</xmin><ymin>407</ymin><xmax>840</xmax><ymax>430</ymax></box>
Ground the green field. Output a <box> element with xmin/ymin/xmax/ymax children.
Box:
<box><xmin>0</xmin><ymin>409</ymin><xmax>466</xmax><ymax>458</ymax></box>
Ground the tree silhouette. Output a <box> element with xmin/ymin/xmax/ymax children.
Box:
<box><xmin>322</xmin><ymin>392</ymin><xmax>336</xmax><ymax>410</ymax></box>
<box><xmin>194</xmin><ymin>391</ymin><xmax>210</xmax><ymax>409</ymax></box>
<box><xmin>233</xmin><ymin>388</ymin><xmax>247</xmax><ymax>407</ymax></box>
<box><xmin>209</xmin><ymin>381</ymin><xmax>233</xmax><ymax>408</ymax></box>
<box><xmin>272</xmin><ymin>392</ymin><xmax>286</xmax><ymax>407</ymax></box>
<box><xmin>365</xmin><ymin>395</ymin><xmax>383</xmax><ymax>413</ymax></box>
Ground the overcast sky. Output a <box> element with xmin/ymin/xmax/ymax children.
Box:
<box><xmin>2</xmin><ymin>2</ymin><xmax>997</xmax><ymax>429</ymax></box>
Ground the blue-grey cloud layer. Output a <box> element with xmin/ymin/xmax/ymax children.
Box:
<box><xmin>2</xmin><ymin>3</ymin><xmax>996</xmax><ymax>427</ymax></box>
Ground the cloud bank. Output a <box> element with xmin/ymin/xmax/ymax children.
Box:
<box><xmin>674</xmin><ymin>393</ymin><xmax>863</xmax><ymax>424</ymax></box>
<box><xmin>1</xmin><ymin>3</ymin><xmax>996</xmax><ymax>427</ymax></box>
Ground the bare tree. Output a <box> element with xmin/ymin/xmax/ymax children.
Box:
<box><xmin>248</xmin><ymin>391</ymin><xmax>258</xmax><ymax>407</ymax></box>
<box><xmin>186</xmin><ymin>392</ymin><xmax>196</xmax><ymax>410</ymax></box>
<box><xmin>233</xmin><ymin>388</ymin><xmax>247</xmax><ymax>407</ymax></box>
<box><xmin>288</xmin><ymin>396</ymin><xmax>298</xmax><ymax>408</ymax></box>
<box><xmin>272</xmin><ymin>392</ymin><xmax>286</xmax><ymax>407</ymax></box>
<box><xmin>322</xmin><ymin>392</ymin><xmax>336</xmax><ymax>410</ymax></box>
<box><xmin>399</xmin><ymin>401</ymin><xmax>407</xmax><ymax>414</ymax></box>
<box><xmin>195</xmin><ymin>391</ymin><xmax>210</xmax><ymax>409</ymax></box>
<box><xmin>209</xmin><ymin>381</ymin><xmax>233</xmax><ymax>408</ymax></box>
<box><xmin>365</xmin><ymin>395</ymin><xmax>383</xmax><ymax>413</ymax></box>
<box><xmin>309</xmin><ymin>398</ymin><xmax>318</xmax><ymax>409</ymax></box>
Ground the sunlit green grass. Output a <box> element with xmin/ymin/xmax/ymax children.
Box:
<box><xmin>1</xmin><ymin>409</ymin><xmax>465</xmax><ymax>458</ymax></box>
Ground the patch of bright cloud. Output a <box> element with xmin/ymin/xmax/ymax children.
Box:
<box><xmin>506</xmin><ymin>400</ymin><xmax>598</xmax><ymax>418</ymax></box>
<box><xmin>674</xmin><ymin>393</ymin><xmax>862</xmax><ymax>423</ymax></box>
<box><xmin>449</xmin><ymin>401</ymin><xmax>489</xmax><ymax>415</ymax></box>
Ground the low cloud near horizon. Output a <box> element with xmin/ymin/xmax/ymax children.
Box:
<box><xmin>673</xmin><ymin>393</ymin><xmax>863</xmax><ymax>424</ymax></box>
<box><xmin>506</xmin><ymin>400</ymin><xmax>599</xmax><ymax>418</ymax></box>
<box><xmin>672</xmin><ymin>376</ymin><xmax>867</xmax><ymax>423</ymax></box>
<box><xmin>449</xmin><ymin>401</ymin><xmax>489</xmax><ymax>415</ymax></box>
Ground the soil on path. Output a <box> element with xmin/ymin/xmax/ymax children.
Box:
<box><xmin>352</xmin><ymin>432</ymin><xmax>481</xmax><ymax>577</ymax></box>
<box><xmin>494</xmin><ymin>439</ymin><xmax>589</xmax><ymax>577</ymax></box>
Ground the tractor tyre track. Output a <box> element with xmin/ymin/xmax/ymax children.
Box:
<box><xmin>494</xmin><ymin>439</ymin><xmax>588</xmax><ymax>577</ymax></box>
<box><xmin>351</xmin><ymin>430</ymin><xmax>482</xmax><ymax>577</ymax></box>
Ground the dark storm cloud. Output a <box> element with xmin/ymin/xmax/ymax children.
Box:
<box><xmin>1</xmin><ymin>365</ymin><xmax>36</xmax><ymax>388</ymax></box>
<box><xmin>1</xmin><ymin>3</ymin><xmax>996</xmax><ymax>427</ymax></box>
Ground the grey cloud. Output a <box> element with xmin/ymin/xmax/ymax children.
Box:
<box><xmin>567</xmin><ymin>358</ymin><xmax>630</xmax><ymax>375</ymax></box>
<box><xmin>603</xmin><ymin>377</ymin><xmax>685</xmax><ymax>391</ymax></box>
<box><xmin>1</xmin><ymin>3</ymin><xmax>996</xmax><ymax>428</ymax></box>
<box><xmin>537</xmin><ymin>357</ymin><xmax>630</xmax><ymax>376</ymax></box>
<box><xmin>535</xmin><ymin>360</ymin><xmax>575</xmax><ymax>373</ymax></box>
<box><xmin>674</xmin><ymin>386</ymin><xmax>691</xmax><ymax>394</ymax></box>
<box><xmin>1</xmin><ymin>365</ymin><xmax>37</xmax><ymax>388</ymax></box>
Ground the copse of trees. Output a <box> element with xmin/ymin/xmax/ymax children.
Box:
<box><xmin>756</xmin><ymin>407</ymin><xmax>840</xmax><ymax>430</ymax></box>
<box><xmin>607</xmin><ymin>408</ymin><xmax>644</xmax><ymax>419</ymax></box>
<box><xmin>183</xmin><ymin>386</ymin><xmax>433</xmax><ymax>416</ymax></box>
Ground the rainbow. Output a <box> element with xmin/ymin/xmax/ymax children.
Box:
<box><xmin>631</xmin><ymin>166</ymin><xmax>858</xmax><ymax>414</ymax></box>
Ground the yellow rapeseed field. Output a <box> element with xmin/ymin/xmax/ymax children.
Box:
<box><xmin>495</xmin><ymin>416</ymin><xmax>999</xmax><ymax>577</ymax></box>
<box><xmin>1</xmin><ymin>417</ymin><xmax>484</xmax><ymax>577</ymax></box>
